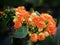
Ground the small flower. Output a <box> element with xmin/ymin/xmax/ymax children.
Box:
<box><xmin>31</xmin><ymin>12</ymin><xmax>37</xmax><ymax>16</ymax></box>
<box><xmin>26</xmin><ymin>19</ymin><xmax>30</xmax><ymax>26</ymax></box>
<box><xmin>46</xmin><ymin>24</ymin><xmax>56</xmax><ymax>35</ymax></box>
<box><xmin>44</xmin><ymin>31</ymin><xmax>49</xmax><ymax>37</ymax></box>
<box><xmin>39</xmin><ymin>13</ymin><xmax>53</xmax><ymax>21</ymax></box>
<box><xmin>29</xmin><ymin>18</ymin><xmax>32</xmax><ymax>22</ymax></box>
<box><xmin>38</xmin><ymin>28</ymin><xmax>43</xmax><ymax>32</ymax></box>
<box><xmin>13</xmin><ymin>16</ymin><xmax>18</xmax><ymax>22</ymax></box>
<box><xmin>46</xmin><ymin>28</ymin><xmax>56</xmax><ymax>35</ymax></box>
<box><xmin>15</xmin><ymin>6</ymin><xmax>25</xmax><ymax>12</ymax></box>
<box><xmin>25</xmin><ymin>11</ymin><xmax>30</xmax><ymax>18</ymax></box>
<box><xmin>32</xmin><ymin>16</ymin><xmax>39</xmax><ymax>26</ymax></box>
<box><xmin>17</xmin><ymin>16</ymin><xmax>23</xmax><ymax>23</ymax></box>
<box><xmin>14</xmin><ymin>21</ymin><xmax>21</xmax><ymax>29</ymax></box>
<box><xmin>38</xmin><ymin>33</ymin><xmax>45</xmax><ymax>41</ymax></box>
<box><xmin>30</xmin><ymin>33</ymin><xmax>38</xmax><ymax>42</ymax></box>
<box><xmin>37</xmin><ymin>21</ymin><xmax>46</xmax><ymax>29</ymax></box>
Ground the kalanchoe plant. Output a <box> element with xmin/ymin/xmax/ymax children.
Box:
<box><xmin>13</xmin><ymin>6</ymin><xmax>56</xmax><ymax>45</ymax></box>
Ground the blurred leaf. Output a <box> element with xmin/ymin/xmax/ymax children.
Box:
<box><xmin>3</xmin><ymin>7</ymin><xmax>15</xmax><ymax>25</ymax></box>
<box><xmin>28</xmin><ymin>40</ymin><xmax>33</xmax><ymax>45</ymax></box>
<box><xmin>13</xmin><ymin>26</ymin><xmax>28</xmax><ymax>38</ymax></box>
<box><xmin>54</xmin><ymin>18</ymin><xmax>57</xmax><ymax>22</ymax></box>
<box><xmin>35</xmin><ymin>11</ymin><xmax>40</xmax><ymax>16</ymax></box>
<box><xmin>30</xmin><ymin>8</ymin><xmax>34</xmax><ymax>13</ymax></box>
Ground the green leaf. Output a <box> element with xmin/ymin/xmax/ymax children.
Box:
<box><xmin>30</xmin><ymin>8</ymin><xmax>34</xmax><ymax>13</ymax></box>
<box><xmin>28</xmin><ymin>40</ymin><xmax>33</xmax><ymax>45</ymax></box>
<box><xmin>54</xmin><ymin>18</ymin><xmax>57</xmax><ymax>22</ymax></box>
<box><xmin>13</xmin><ymin>26</ymin><xmax>28</xmax><ymax>38</ymax></box>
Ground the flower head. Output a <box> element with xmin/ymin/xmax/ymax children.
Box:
<box><xmin>30</xmin><ymin>33</ymin><xmax>38</xmax><ymax>42</ymax></box>
<box><xmin>37</xmin><ymin>21</ymin><xmax>46</xmax><ymax>29</ymax></box>
<box><xmin>38</xmin><ymin>33</ymin><xmax>45</xmax><ymax>41</ymax></box>
<box><xmin>32</xmin><ymin>16</ymin><xmax>39</xmax><ymax>26</ymax></box>
<box><xmin>14</xmin><ymin>21</ymin><xmax>21</xmax><ymax>29</ymax></box>
<box><xmin>46</xmin><ymin>24</ymin><xmax>56</xmax><ymax>35</ymax></box>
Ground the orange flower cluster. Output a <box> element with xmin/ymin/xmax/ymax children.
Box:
<box><xmin>30</xmin><ymin>13</ymin><xmax>56</xmax><ymax>42</ymax></box>
<box><xmin>14</xmin><ymin>6</ymin><xmax>30</xmax><ymax>28</ymax></box>
<box><xmin>13</xmin><ymin>6</ymin><xmax>56</xmax><ymax>42</ymax></box>
<box><xmin>30</xmin><ymin>32</ymin><xmax>49</xmax><ymax>42</ymax></box>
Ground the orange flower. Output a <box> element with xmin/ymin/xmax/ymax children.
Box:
<box><xmin>44</xmin><ymin>31</ymin><xmax>49</xmax><ymax>37</ymax></box>
<box><xmin>48</xmin><ymin>21</ymin><xmax>56</xmax><ymax>28</ymax></box>
<box><xmin>48</xmin><ymin>18</ymin><xmax>56</xmax><ymax>26</ymax></box>
<box><xmin>38</xmin><ymin>33</ymin><xmax>45</xmax><ymax>41</ymax></box>
<box><xmin>40</xmin><ymin>13</ymin><xmax>53</xmax><ymax>21</ymax></box>
<box><xmin>26</xmin><ymin>19</ymin><xmax>30</xmax><ymax>26</ymax></box>
<box><xmin>38</xmin><ymin>16</ymin><xmax>44</xmax><ymax>21</ymax></box>
<box><xmin>32</xmin><ymin>16</ymin><xmax>39</xmax><ymax>26</ymax></box>
<box><xmin>46</xmin><ymin>28</ymin><xmax>56</xmax><ymax>35</ymax></box>
<box><xmin>40</xmin><ymin>13</ymin><xmax>52</xmax><ymax>18</ymax></box>
<box><xmin>14</xmin><ymin>21</ymin><xmax>21</xmax><ymax>29</ymax></box>
<box><xmin>24</xmin><ymin>12</ymin><xmax>30</xmax><ymax>26</ymax></box>
<box><xmin>30</xmin><ymin>33</ymin><xmax>38</xmax><ymax>42</ymax></box>
<box><xmin>15</xmin><ymin>6</ymin><xmax>25</xmax><ymax>12</ymax></box>
<box><xmin>17</xmin><ymin>16</ymin><xmax>23</xmax><ymax>23</ymax></box>
<box><xmin>39</xmin><ymin>15</ymin><xmax>46</xmax><ymax>21</ymax></box>
<box><xmin>25</xmin><ymin>11</ymin><xmax>30</xmax><ymax>18</ymax></box>
<box><xmin>15</xmin><ymin>6</ymin><xmax>27</xmax><ymax>18</ymax></box>
<box><xmin>37</xmin><ymin>21</ymin><xmax>45</xmax><ymax>29</ymax></box>
<box><xmin>46</xmin><ymin>24</ymin><xmax>56</xmax><ymax>35</ymax></box>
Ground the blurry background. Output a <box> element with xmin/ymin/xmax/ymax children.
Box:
<box><xmin>0</xmin><ymin>0</ymin><xmax>60</xmax><ymax>45</ymax></box>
